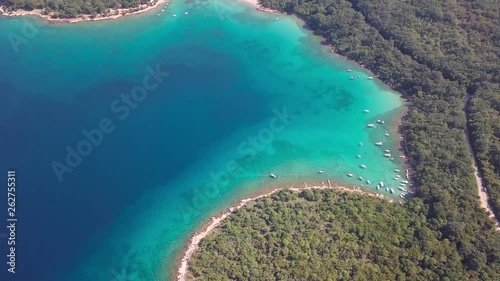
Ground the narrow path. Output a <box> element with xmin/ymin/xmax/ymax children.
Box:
<box><xmin>464</xmin><ymin>94</ymin><xmax>500</xmax><ymax>231</ymax></box>
<box><xmin>470</xmin><ymin>153</ymin><xmax>499</xmax><ymax>230</ymax></box>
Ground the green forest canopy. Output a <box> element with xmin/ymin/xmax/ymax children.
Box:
<box><xmin>189</xmin><ymin>189</ymin><xmax>500</xmax><ymax>280</ymax></box>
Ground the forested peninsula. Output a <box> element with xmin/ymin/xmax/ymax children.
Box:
<box><xmin>0</xmin><ymin>0</ymin><xmax>157</xmax><ymax>19</ymax></box>
<box><xmin>188</xmin><ymin>189</ymin><xmax>500</xmax><ymax>280</ymax></box>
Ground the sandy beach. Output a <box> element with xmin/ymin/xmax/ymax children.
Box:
<box><xmin>0</xmin><ymin>0</ymin><xmax>168</xmax><ymax>23</ymax></box>
<box><xmin>175</xmin><ymin>180</ymin><xmax>390</xmax><ymax>281</ymax></box>
<box><xmin>239</xmin><ymin>0</ymin><xmax>281</xmax><ymax>14</ymax></box>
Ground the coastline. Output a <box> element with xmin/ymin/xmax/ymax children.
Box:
<box><xmin>174</xmin><ymin>180</ymin><xmax>391</xmax><ymax>281</ymax></box>
<box><xmin>0</xmin><ymin>0</ymin><xmax>280</xmax><ymax>24</ymax></box>
<box><xmin>239</xmin><ymin>0</ymin><xmax>281</xmax><ymax>14</ymax></box>
<box><xmin>0</xmin><ymin>0</ymin><xmax>167</xmax><ymax>24</ymax></box>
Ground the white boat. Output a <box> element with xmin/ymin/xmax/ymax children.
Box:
<box><xmin>364</xmin><ymin>109</ymin><xmax>369</xmax><ymax>113</ymax></box>
<box><xmin>359</xmin><ymin>176</ymin><xmax>363</xmax><ymax>181</ymax></box>
<box><xmin>350</xmin><ymin>76</ymin><xmax>355</xmax><ymax>80</ymax></box>
<box><xmin>398</xmin><ymin>187</ymin><xmax>407</xmax><ymax>192</ymax></box>
<box><xmin>384</xmin><ymin>153</ymin><xmax>391</xmax><ymax>157</ymax></box>
<box><xmin>394</xmin><ymin>169</ymin><xmax>400</xmax><ymax>172</ymax></box>
<box><xmin>269</xmin><ymin>173</ymin><xmax>277</xmax><ymax>178</ymax></box>
<box><xmin>377</xmin><ymin>120</ymin><xmax>385</xmax><ymax>124</ymax></box>
<box><xmin>379</xmin><ymin>181</ymin><xmax>384</xmax><ymax>187</ymax></box>
<box><xmin>184</xmin><ymin>12</ymin><xmax>188</xmax><ymax>15</ymax></box>
<box><xmin>399</xmin><ymin>193</ymin><xmax>406</xmax><ymax>199</ymax></box>
<box><xmin>173</xmin><ymin>14</ymin><xmax>177</xmax><ymax>17</ymax></box>
<box><xmin>401</xmin><ymin>180</ymin><xmax>409</xmax><ymax>184</ymax></box>
<box><xmin>368</xmin><ymin>76</ymin><xmax>373</xmax><ymax>80</ymax></box>
<box><xmin>359</xmin><ymin>142</ymin><xmax>364</xmax><ymax>146</ymax></box>
<box><xmin>394</xmin><ymin>177</ymin><xmax>398</xmax><ymax>180</ymax></box>
<box><xmin>348</xmin><ymin>69</ymin><xmax>352</xmax><ymax>72</ymax></box>
<box><xmin>367</xmin><ymin>124</ymin><xmax>376</xmax><ymax>128</ymax></box>
<box><xmin>390</xmin><ymin>188</ymin><xmax>395</xmax><ymax>194</ymax></box>
<box><xmin>318</xmin><ymin>170</ymin><xmax>324</xmax><ymax>174</ymax></box>
<box><xmin>376</xmin><ymin>185</ymin><xmax>380</xmax><ymax>190</ymax></box>
<box><xmin>385</xmin><ymin>133</ymin><xmax>390</xmax><ymax>136</ymax></box>
<box><xmin>395</xmin><ymin>175</ymin><xmax>400</xmax><ymax>178</ymax></box>
<box><xmin>347</xmin><ymin>173</ymin><xmax>353</xmax><ymax>177</ymax></box>
<box><xmin>366</xmin><ymin>180</ymin><xmax>371</xmax><ymax>184</ymax></box>
<box><xmin>384</xmin><ymin>149</ymin><xmax>390</xmax><ymax>153</ymax></box>
<box><xmin>375</xmin><ymin>142</ymin><xmax>383</xmax><ymax>146</ymax></box>
<box><xmin>356</xmin><ymin>155</ymin><xmax>361</xmax><ymax>158</ymax></box>
<box><xmin>360</xmin><ymin>164</ymin><xmax>366</xmax><ymax>169</ymax></box>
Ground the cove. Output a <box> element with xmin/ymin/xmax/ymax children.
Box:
<box><xmin>0</xmin><ymin>0</ymin><xmax>404</xmax><ymax>280</ymax></box>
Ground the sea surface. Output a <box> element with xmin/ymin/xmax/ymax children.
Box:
<box><xmin>0</xmin><ymin>1</ymin><xmax>404</xmax><ymax>280</ymax></box>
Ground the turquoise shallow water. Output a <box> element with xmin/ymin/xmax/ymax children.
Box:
<box><xmin>0</xmin><ymin>1</ymin><xmax>404</xmax><ymax>280</ymax></box>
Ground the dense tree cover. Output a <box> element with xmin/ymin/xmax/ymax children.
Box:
<box><xmin>0</xmin><ymin>0</ymin><xmax>153</xmax><ymax>18</ymax></box>
<box><xmin>189</xmin><ymin>189</ymin><xmax>500</xmax><ymax>280</ymax></box>
<box><xmin>256</xmin><ymin>0</ymin><xmax>500</xmax><ymax>277</ymax></box>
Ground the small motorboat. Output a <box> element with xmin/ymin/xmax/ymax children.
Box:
<box><xmin>347</xmin><ymin>173</ymin><xmax>353</xmax><ymax>177</ymax></box>
<box><xmin>384</xmin><ymin>153</ymin><xmax>391</xmax><ymax>157</ymax></box>
<box><xmin>360</xmin><ymin>164</ymin><xmax>366</xmax><ymax>169</ymax></box>
<box><xmin>377</xmin><ymin>120</ymin><xmax>385</xmax><ymax>124</ymax></box>
<box><xmin>394</xmin><ymin>169</ymin><xmax>400</xmax><ymax>172</ymax></box>
<box><xmin>364</xmin><ymin>109</ymin><xmax>369</xmax><ymax>113</ymax></box>
<box><xmin>379</xmin><ymin>181</ymin><xmax>385</xmax><ymax>187</ymax></box>
<box><xmin>318</xmin><ymin>170</ymin><xmax>324</xmax><ymax>174</ymax></box>
<box><xmin>366</xmin><ymin>180</ymin><xmax>371</xmax><ymax>184</ymax></box>
<box><xmin>356</xmin><ymin>155</ymin><xmax>362</xmax><ymax>158</ymax></box>
<box><xmin>367</xmin><ymin>124</ymin><xmax>376</xmax><ymax>128</ymax></box>
<box><xmin>269</xmin><ymin>173</ymin><xmax>277</xmax><ymax>178</ymax></box>
<box><xmin>375</xmin><ymin>142</ymin><xmax>383</xmax><ymax>146</ymax></box>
